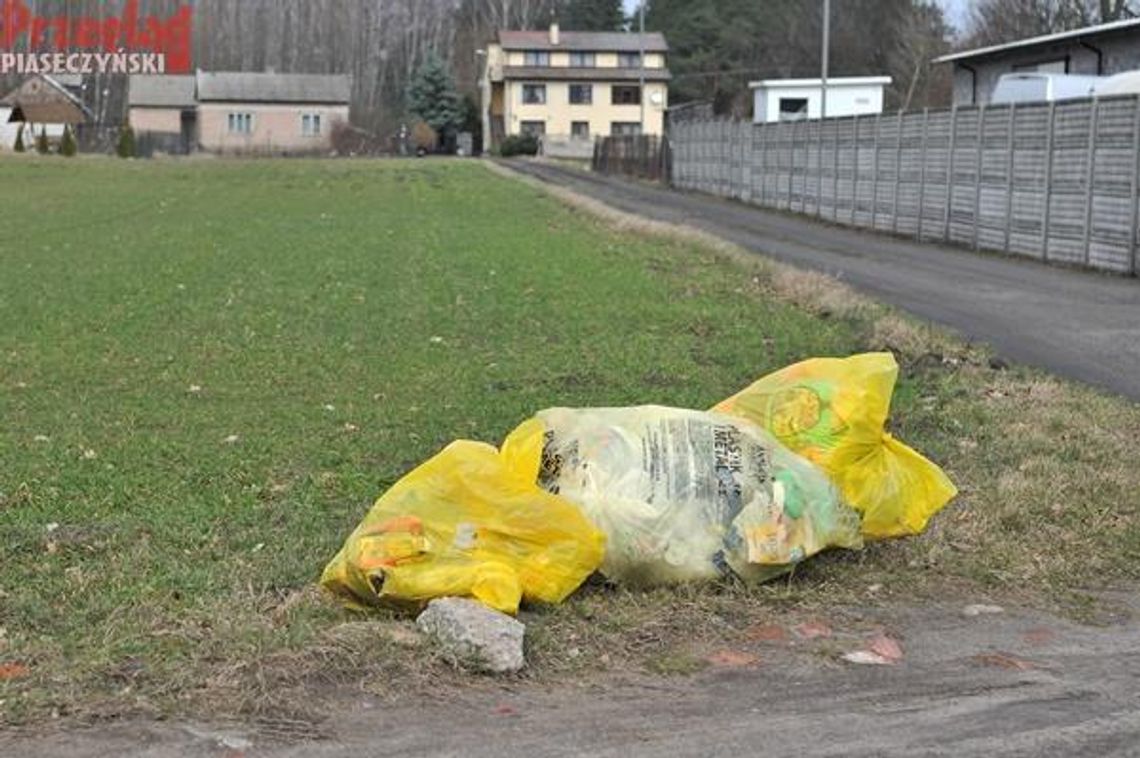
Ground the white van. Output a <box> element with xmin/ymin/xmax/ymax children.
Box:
<box><xmin>991</xmin><ymin>72</ymin><xmax>1101</xmax><ymax>104</ymax></box>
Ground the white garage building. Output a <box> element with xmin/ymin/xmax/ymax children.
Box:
<box><xmin>750</xmin><ymin>76</ymin><xmax>891</xmax><ymax>123</ymax></box>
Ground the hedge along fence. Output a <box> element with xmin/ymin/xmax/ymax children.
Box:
<box><xmin>669</xmin><ymin>95</ymin><xmax>1140</xmax><ymax>275</ymax></box>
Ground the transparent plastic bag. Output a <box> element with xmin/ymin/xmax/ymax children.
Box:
<box><xmin>502</xmin><ymin>407</ymin><xmax>862</xmax><ymax>586</ymax></box>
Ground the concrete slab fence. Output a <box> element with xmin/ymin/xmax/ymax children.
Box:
<box><xmin>668</xmin><ymin>95</ymin><xmax>1140</xmax><ymax>275</ymax></box>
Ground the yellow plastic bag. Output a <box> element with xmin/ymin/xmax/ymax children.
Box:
<box><xmin>502</xmin><ymin>407</ymin><xmax>862</xmax><ymax>587</ymax></box>
<box><xmin>320</xmin><ymin>439</ymin><xmax>605</xmax><ymax>615</ymax></box>
<box><xmin>711</xmin><ymin>352</ymin><xmax>956</xmax><ymax>538</ymax></box>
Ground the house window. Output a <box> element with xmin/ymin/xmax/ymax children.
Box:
<box><xmin>571</xmin><ymin>121</ymin><xmax>590</xmax><ymax>139</ymax></box>
<box><xmin>569</xmin><ymin>84</ymin><xmax>593</xmax><ymax>105</ymax></box>
<box><xmin>524</xmin><ymin>50</ymin><xmax>550</xmax><ymax>66</ymax></box>
<box><xmin>569</xmin><ymin>51</ymin><xmax>595</xmax><ymax>67</ymax></box>
<box><xmin>227</xmin><ymin>112</ymin><xmax>253</xmax><ymax>134</ymax></box>
<box><xmin>522</xmin><ymin>83</ymin><xmax>546</xmax><ymax>104</ymax></box>
<box><xmin>611</xmin><ymin>121</ymin><xmax>641</xmax><ymax>136</ymax></box>
<box><xmin>611</xmin><ymin>85</ymin><xmax>641</xmax><ymax>105</ymax></box>
<box><xmin>520</xmin><ymin>120</ymin><xmax>545</xmax><ymax>136</ymax></box>
<box><xmin>617</xmin><ymin>52</ymin><xmax>642</xmax><ymax>68</ymax></box>
<box><xmin>778</xmin><ymin>97</ymin><xmax>809</xmax><ymax>121</ymax></box>
<box><xmin>301</xmin><ymin>113</ymin><xmax>322</xmax><ymax>136</ymax></box>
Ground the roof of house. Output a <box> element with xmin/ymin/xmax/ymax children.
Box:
<box><xmin>503</xmin><ymin>65</ymin><xmax>671</xmax><ymax>82</ymax></box>
<box><xmin>749</xmin><ymin>76</ymin><xmax>892</xmax><ymax>89</ymax></box>
<box><xmin>934</xmin><ymin>17</ymin><xmax>1140</xmax><ymax>64</ymax></box>
<box><xmin>129</xmin><ymin>75</ymin><xmax>196</xmax><ymax>107</ymax></box>
<box><xmin>0</xmin><ymin>74</ymin><xmax>92</xmax><ymax>123</ymax></box>
<box><xmin>497</xmin><ymin>30</ymin><xmax>668</xmax><ymax>53</ymax></box>
<box><xmin>195</xmin><ymin>72</ymin><xmax>352</xmax><ymax>104</ymax></box>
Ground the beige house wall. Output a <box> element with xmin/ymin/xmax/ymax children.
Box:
<box><xmin>504</xmin><ymin>80</ymin><xmax>667</xmax><ymax>138</ymax></box>
<box><xmin>197</xmin><ymin>102</ymin><xmax>349</xmax><ymax>153</ymax></box>
<box><xmin>130</xmin><ymin>107</ymin><xmax>183</xmax><ymax>133</ymax></box>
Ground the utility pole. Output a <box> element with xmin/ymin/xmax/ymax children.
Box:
<box><xmin>639</xmin><ymin>1</ymin><xmax>646</xmax><ymax>133</ymax></box>
<box><xmin>820</xmin><ymin>0</ymin><xmax>830</xmax><ymax>120</ymax></box>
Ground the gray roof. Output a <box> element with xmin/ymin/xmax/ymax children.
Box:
<box><xmin>498</xmin><ymin>30</ymin><xmax>667</xmax><ymax>53</ymax></box>
<box><xmin>195</xmin><ymin>72</ymin><xmax>352</xmax><ymax>104</ymax></box>
<box><xmin>934</xmin><ymin>17</ymin><xmax>1140</xmax><ymax>64</ymax></box>
<box><xmin>503</xmin><ymin>66</ymin><xmax>671</xmax><ymax>82</ymax></box>
<box><xmin>129</xmin><ymin>75</ymin><xmax>196</xmax><ymax>107</ymax></box>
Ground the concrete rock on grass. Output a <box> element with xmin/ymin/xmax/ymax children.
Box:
<box><xmin>416</xmin><ymin>597</ymin><xmax>526</xmax><ymax>674</ymax></box>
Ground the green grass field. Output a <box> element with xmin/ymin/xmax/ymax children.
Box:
<box><xmin>2</xmin><ymin>158</ymin><xmax>1139</xmax><ymax>724</ymax></box>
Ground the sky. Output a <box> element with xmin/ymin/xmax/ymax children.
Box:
<box><xmin>621</xmin><ymin>0</ymin><xmax>972</xmax><ymax>35</ymax></box>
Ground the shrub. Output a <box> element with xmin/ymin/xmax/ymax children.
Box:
<box><xmin>36</xmin><ymin>127</ymin><xmax>49</xmax><ymax>154</ymax></box>
<box><xmin>13</xmin><ymin>123</ymin><xmax>25</xmax><ymax>153</ymax></box>
<box><xmin>60</xmin><ymin>125</ymin><xmax>77</xmax><ymax>157</ymax></box>
<box><xmin>117</xmin><ymin>125</ymin><xmax>135</xmax><ymax>158</ymax></box>
<box><xmin>411</xmin><ymin>120</ymin><xmax>437</xmax><ymax>153</ymax></box>
<box><xmin>500</xmin><ymin>133</ymin><xmax>539</xmax><ymax>158</ymax></box>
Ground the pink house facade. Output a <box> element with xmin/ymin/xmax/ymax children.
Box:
<box><xmin>128</xmin><ymin>71</ymin><xmax>352</xmax><ymax>155</ymax></box>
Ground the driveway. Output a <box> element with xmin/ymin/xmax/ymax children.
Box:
<box><xmin>10</xmin><ymin>600</ymin><xmax>1140</xmax><ymax>757</ymax></box>
<box><xmin>505</xmin><ymin>161</ymin><xmax>1140</xmax><ymax>401</ymax></box>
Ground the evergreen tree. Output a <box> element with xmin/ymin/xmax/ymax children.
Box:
<box><xmin>561</xmin><ymin>0</ymin><xmax>625</xmax><ymax>31</ymax></box>
<box><xmin>117</xmin><ymin>125</ymin><xmax>136</xmax><ymax>158</ymax></box>
<box><xmin>36</xmin><ymin>127</ymin><xmax>49</xmax><ymax>154</ymax></box>
<box><xmin>13</xmin><ymin>123</ymin><xmax>25</xmax><ymax>153</ymax></box>
<box><xmin>60</xmin><ymin>125</ymin><xmax>77</xmax><ymax>157</ymax></box>
<box><xmin>406</xmin><ymin>54</ymin><xmax>461</xmax><ymax>141</ymax></box>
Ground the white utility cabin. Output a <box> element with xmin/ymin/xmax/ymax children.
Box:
<box><xmin>750</xmin><ymin>76</ymin><xmax>891</xmax><ymax>123</ymax></box>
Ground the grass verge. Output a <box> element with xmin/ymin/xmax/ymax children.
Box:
<box><xmin>1</xmin><ymin>157</ymin><xmax>1138</xmax><ymax>728</ymax></box>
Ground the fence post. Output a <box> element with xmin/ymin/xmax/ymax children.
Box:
<box><xmin>943</xmin><ymin>107</ymin><xmax>957</xmax><ymax>242</ymax></box>
<box><xmin>1130</xmin><ymin>97</ymin><xmax>1140</xmax><ymax>275</ymax></box>
<box><xmin>758</xmin><ymin>124</ymin><xmax>768</xmax><ymax>206</ymax></box>
<box><xmin>852</xmin><ymin>116</ymin><xmax>860</xmax><ymax>225</ymax></box>
<box><xmin>787</xmin><ymin>121</ymin><xmax>796</xmax><ymax>210</ymax></box>
<box><xmin>871</xmin><ymin>113</ymin><xmax>882</xmax><ymax>229</ymax></box>
<box><xmin>742</xmin><ymin>123</ymin><xmax>754</xmax><ymax>202</ymax></box>
<box><xmin>1003</xmin><ymin>104</ymin><xmax>1016</xmax><ymax>253</ymax></box>
<box><xmin>892</xmin><ymin>110</ymin><xmax>904</xmax><ymax>233</ymax></box>
<box><xmin>972</xmin><ymin>105</ymin><xmax>986</xmax><ymax>251</ymax></box>
<box><xmin>801</xmin><ymin>120</ymin><xmax>810</xmax><ymax>213</ymax></box>
<box><xmin>1041</xmin><ymin>102</ymin><xmax>1056</xmax><ymax>261</ymax></box>
<box><xmin>916</xmin><ymin>108</ymin><xmax>929</xmax><ymax>240</ymax></box>
<box><xmin>832</xmin><ymin>118</ymin><xmax>840</xmax><ymax>220</ymax></box>
<box><xmin>815</xmin><ymin>117</ymin><xmax>824</xmax><ymax>217</ymax></box>
<box><xmin>1082</xmin><ymin>98</ymin><xmax>1100</xmax><ymax>266</ymax></box>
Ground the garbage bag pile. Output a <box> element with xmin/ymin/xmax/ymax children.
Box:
<box><xmin>321</xmin><ymin>352</ymin><xmax>957</xmax><ymax>614</ymax></box>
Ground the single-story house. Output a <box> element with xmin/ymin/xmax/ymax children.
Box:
<box><xmin>128</xmin><ymin>74</ymin><xmax>197</xmax><ymax>153</ymax></box>
<box><xmin>0</xmin><ymin>73</ymin><xmax>90</xmax><ymax>150</ymax></box>
<box><xmin>195</xmin><ymin>71</ymin><xmax>352</xmax><ymax>154</ymax></box>
<box><xmin>935</xmin><ymin>17</ymin><xmax>1140</xmax><ymax>106</ymax></box>
<box><xmin>749</xmin><ymin>76</ymin><xmax>891</xmax><ymax>122</ymax></box>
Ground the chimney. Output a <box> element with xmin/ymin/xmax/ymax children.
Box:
<box><xmin>549</xmin><ymin>22</ymin><xmax>560</xmax><ymax>46</ymax></box>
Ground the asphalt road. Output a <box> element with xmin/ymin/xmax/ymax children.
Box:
<box><xmin>506</xmin><ymin>160</ymin><xmax>1140</xmax><ymax>401</ymax></box>
<box><xmin>11</xmin><ymin>601</ymin><xmax>1140</xmax><ymax>757</ymax></box>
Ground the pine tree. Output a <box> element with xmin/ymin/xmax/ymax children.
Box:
<box><xmin>561</xmin><ymin>0</ymin><xmax>626</xmax><ymax>31</ymax></box>
<box><xmin>406</xmin><ymin>54</ymin><xmax>461</xmax><ymax>142</ymax></box>
<box><xmin>60</xmin><ymin>125</ymin><xmax>77</xmax><ymax>157</ymax></box>
<box><xmin>117</xmin><ymin>125</ymin><xmax>135</xmax><ymax>158</ymax></box>
<box><xmin>36</xmin><ymin>127</ymin><xmax>49</xmax><ymax>154</ymax></box>
<box><xmin>13</xmin><ymin>123</ymin><xmax>25</xmax><ymax>153</ymax></box>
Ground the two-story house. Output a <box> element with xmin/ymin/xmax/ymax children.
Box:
<box><xmin>480</xmin><ymin>23</ymin><xmax>670</xmax><ymax>149</ymax></box>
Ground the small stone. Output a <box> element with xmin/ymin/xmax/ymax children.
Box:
<box><xmin>842</xmin><ymin>650</ymin><xmax>894</xmax><ymax>666</ymax></box>
<box><xmin>962</xmin><ymin>604</ymin><xmax>1004</xmax><ymax>617</ymax></box>
<box><xmin>416</xmin><ymin>597</ymin><xmax>525</xmax><ymax>674</ymax></box>
<box><xmin>793</xmin><ymin>621</ymin><xmax>832</xmax><ymax>640</ymax></box>
<box><xmin>223</xmin><ymin>434</ymin><xmax>240</xmax><ymax>445</ymax></box>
